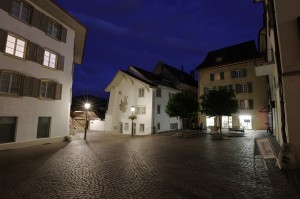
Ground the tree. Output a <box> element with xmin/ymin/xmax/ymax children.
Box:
<box><xmin>165</xmin><ymin>93</ymin><xmax>199</xmax><ymax>137</ymax></box>
<box><xmin>199</xmin><ymin>88</ymin><xmax>238</xmax><ymax>139</ymax></box>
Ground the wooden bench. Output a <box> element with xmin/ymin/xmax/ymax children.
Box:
<box><xmin>229</xmin><ymin>126</ymin><xmax>245</xmax><ymax>133</ymax></box>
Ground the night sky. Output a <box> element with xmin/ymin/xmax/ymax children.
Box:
<box><xmin>56</xmin><ymin>0</ymin><xmax>263</xmax><ymax>99</ymax></box>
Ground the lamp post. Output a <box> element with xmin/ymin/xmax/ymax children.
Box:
<box><xmin>130</xmin><ymin>106</ymin><xmax>135</xmax><ymax>136</ymax></box>
<box><xmin>84</xmin><ymin>102</ymin><xmax>91</xmax><ymax>140</ymax></box>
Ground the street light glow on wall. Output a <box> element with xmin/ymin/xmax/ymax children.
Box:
<box><xmin>84</xmin><ymin>102</ymin><xmax>91</xmax><ymax>140</ymax></box>
<box><xmin>129</xmin><ymin>106</ymin><xmax>136</xmax><ymax>136</ymax></box>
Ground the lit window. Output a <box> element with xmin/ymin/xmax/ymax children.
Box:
<box><xmin>5</xmin><ymin>34</ymin><xmax>26</xmax><ymax>58</ymax></box>
<box><xmin>0</xmin><ymin>73</ymin><xmax>21</xmax><ymax>95</ymax></box>
<box><xmin>138</xmin><ymin>88</ymin><xmax>145</xmax><ymax>97</ymax></box>
<box><xmin>136</xmin><ymin>106</ymin><xmax>146</xmax><ymax>115</ymax></box>
<box><xmin>43</xmin><ymin>50</ymin><xmax>57</xmax><ymax>68</ymax></box>
<box><xmin>47</xmin><ymin>21</ymin><xmax>60</xmax><ymax>39</ymax></box>
<box><xmin>40</xmin><ymin>81</ymin><xmax>54</xmax><ymax>99</ymax></box>
<box><xmin>11</xmin><ymin>0</ymin><xmax>31</xmax><ymax>23</ymax></box>
<box><xmin>139</xmin><ymin>124</ymin><xmax>145</xmax><ymax>132</ymax></box>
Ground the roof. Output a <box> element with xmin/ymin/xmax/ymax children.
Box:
<box><xmin>31</xmin><ymin>0</ymin><xmax>87</xmax><ymax>64</ymax></box>
<box><xmin>196</xmin><ymin>40</ymin><xmax>258</xmax><ymax>70</ymax></box>
<box><xmin>153</xmin><ymin>61</ymin><xmax>198</xmax><ymax>88</ymax></box>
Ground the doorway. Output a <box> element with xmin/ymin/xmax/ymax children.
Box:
<box><xmin>239</xmin><ymin>115</ymin><xmax>252</xmax><ymax>129</ymax></box>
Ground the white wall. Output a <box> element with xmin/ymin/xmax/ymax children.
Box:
<box><xmin>0</xmin><ymin>3</ymin><xmax>76</xmax><ymax>142</ymax></box>
<box><xmin>89</xmin><ymin>119</ymin><xmax>105</xmax><ymax>131</ymax></box>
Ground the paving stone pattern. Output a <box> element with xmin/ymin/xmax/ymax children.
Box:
<box><xmin>0</xmin><ymin>130</ymin><xmax>299</xmax><ymax>199</ymax></box>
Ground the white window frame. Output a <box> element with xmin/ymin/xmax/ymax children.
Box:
<box><xmin>138</xmin><ymin>88</ymin><xmax>145</xmax><ymax>97</ymax></box>
<box><xmin>124</xmin><ymin>123</ymin><xmax>129</xmax><ymax>131</ymax></box>
<box><xmin>47</xmin><ymin>21</ymin><xmax>60</xmax><ymax>39</ymax></box>
<box><xmin>40</xmin><ymin>81</ymin><xmax>55</xmax><ymax>99</ymax></box>
<box><xmin>139</xmin><ymin>124</ymin><xmax>145</xmax><ymax>132</ymax></box>
<box><xmin>11</xmin><ymin>0</ymin><xmax>31</xmax><ymax>23</ymax></box>
<box><xmin>43</xmin><ymin>50</ymin><xmax>57</xmax><ymax>68</ymax></box>
<box><xmin>156</xmin><ymin>88</ymin><xmax>161</xmax><ymax>97</ymax></box>
<box><xmin>157</xmin><ymin>105</ymin><xmax>161</xmax><ymax>114</ymax></box>
<box><xmin>5</xmin><ymin>34</ymin><xmax>26</xmax><ymax>58</ymax></box>
<box><xmin>0</xmin><ymin>72</ymin><xmax>21</xmax><ymax>95</ymax></box>
<box><xmin>136</xmin><ymin>106</ymin><xmax>146</xmax><ymax>115</ymax></box>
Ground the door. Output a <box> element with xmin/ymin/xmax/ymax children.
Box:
<box><xmin>239</xmin><ymin>115</ymin><xmax>252</xmax><ymax>129</ymax></box>
<box><xmin>0</xmin><ymin>117</ymin><xmax>16</xmax><ymax>143</ymax></box>
<box><xmin>37</xmin><ymin>117</ymin><xmax>51</xmax><ymax>138</ymax></box>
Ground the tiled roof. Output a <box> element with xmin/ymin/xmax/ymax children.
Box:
<box><xmin>154</xmin><ymin>61</ymin><xmax>198</xmax><ymax>88</ymax></box>
<box><xmin>196</xmin><ymin>40</ymin><xmax>258</xmax><ymax>70</ymax></box>
<box><xmin>126</xmin><ymin>66</ymin><xmax>176</xmax><ymax>88</ymax></box>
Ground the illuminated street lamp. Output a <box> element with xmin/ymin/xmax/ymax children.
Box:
<box><xmin>129</xmin><ymin>106</ymin><xmax>136</xmax><ymax>136</ymax></box>
<box><xmin>84</xmin><ymin>102</ymin><xmax>91</xmax><ymax>140</ymax></box>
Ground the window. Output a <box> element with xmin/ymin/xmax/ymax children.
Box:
<box><xmin>139</xmin><ymin>124</ymin><xmax>145</xmax><ymax>132</ymax></box>
<box><xmin>43</xmin><ymin>50</ymin><xmax>57</xmax><ymax>68</ymax></box>
<box><xmin>0</xmin><ymin>117</ymin><xmax>17</xmax><ymax>143</ymax></box>
<box><xmin>0</xmin><ymin>72</ymin><xmax>21</xmax><ymax>95</ymax></box>
<box><xmin>136</xmin><ymin>106</ymin><xmax>146</xmax><ymax>115</ymax></box>
<box><xmin>210</xmin><ymin>72</ymin><xmax>224</xmax><ymax>81</ymax></box>
<box><xmin>37</xmin><ymin>117</ymin><xmax>51</xmax><ymax>138</ymax></box>
<box><xmin>231</xmin><ymin>69</ymin><xmax>247</xmax><ymax>78</ymax></box>
<box><xmin>5</xmin><ymin>34</ymin><xmax>26</xmax><ymax>58</ymax></box>
<box><xmin>156</xmin><ymin>88</ymin><xmax>161</xmax><ymax>97</ymax></box>
<box><xmin>124</xmin><ymin>123</ymin><xmax>129</xmax><ymax>131</ymax></box>
<box><xmin>170</xmin><ymin>123</ymin><xmax>178</xmax><ymax>130</ymax></box>
<box><xmin>47</xmin><ymin>21</ymin><xmax>60</xmax><ymax>40</ymax></box>
<box><xmin>157</xmin><ymin>105</ymin><xmax>161</xmax><ymax>114</ymax></box>
<box><xmin>157</xmin><ymin>123</ymin><xmax>160</xmax><ymax>130</ymax></box>
<box><xmin>138</xmin><ymin>88</ymin><xmax>145</xmax><ymax>97</ymax></box>
<box><xmin>11</xmin><ymin>0</ymin><xmax>31</xmax><ymax>23</ymax></box>
<box><xmin>235</xmin><ymin>83</ymin><xmax>252</xmax><ymax>93</ymax></box>
<box><xmin>239</xmin><ymin>99</ymin><xmax>253</xmax><ymax>110</ymax></box>
<box><xmin>40</xmin><ymin>81</ymin><xmax>55</xmax><ymax>99</ymax></box>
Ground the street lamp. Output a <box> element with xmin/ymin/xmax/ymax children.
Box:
<box><xmin>84</xmin><ymin>102</ymin><xmax>91</xmax><ymax>140</ymax></box>
<box><xmin>129</xmin><ymin>106</ymin><xmax>136</xmax><ymax>136</ymax></box>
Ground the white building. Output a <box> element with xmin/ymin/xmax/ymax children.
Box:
<box><xmin>254</xmin><ymin>0</ymin><xmax>300</xmax><ymax>167</ymax></box>
<box><xmin>105</xmin><ymin>65</ymin><xmax>183</xmax><ymax>135</ymax></box>
<box><xmin>0</xmin><ymin>0</ymin><xmax>86</xmax><ymax>148</ymax></box>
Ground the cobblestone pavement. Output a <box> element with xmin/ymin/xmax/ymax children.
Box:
<box><xmin>0</xmin><ymin>130</ymin><xmax>300</xmax><ymax>199</ymax></box>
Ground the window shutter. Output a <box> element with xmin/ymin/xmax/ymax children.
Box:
<box><xmin>32</xmin><ymin>78</ymin><xmax>41</xmax><ymax>98</ymax></box>
<box><xmin>57</xmin><ymin>54</ymin><xmax>64</xmax><ymax>71</ymax></box>
<box><xmin>248</xmin><ymin>82</ymin><xmax>253</xmax><ymax>93</ymax></box>
<box><xmin>36</xmin><ymin>46</ymin><xmax>44</xmax><ymax>65</ymax></box>
<box><xmin>243</xmin><ymin>69</ymin><xmax>247</xmax><ymax>77</ymax></box>
<box><xmin>39</xmin><ymin>13</ymin><xmax>48</xmax><ymax>33</ymax></box>
<box><xmin>60</xmin><ymin>27</ymin><xmax>67</xmax><ymax>43</ymax></box>
<box><xmin>210</xmin><ymin>74</ymin><xmax>214</xmax><ymax>81</ymax></box>
<box><xmin>220</xmin><ymin>72</ymin><xmax>224</xmax><ymax>80</ymax></box>
<box><xmin>54</xmin><ymin>83</ymin><xmax>62</xmax><ymax>100</ymax></box>
<box><xmin>21</xmin><ymin>76</ymin><xmax>33</xmax><ymax>96</ymax></box>
<box><xmin>31</xmin><ymin>8</ymin><xmax>42</xmax><ymax>28</ymax></box>
<box><xmin>0</xmin><ymin>0</ymin><xmax>12</xmax><ymax>13</ymax></box>
<box><xmin>231</xmin><ymin>71</ymin><xmax>235</xmax><ymax>78</ymax></box>
<box><xmin>0</xmin><ymin>28</ymin><xmax>8</xmax><ymax>52</ymax></box>
<box><xmin>249</xmin><ymin>99</ymin><xmax>254</xmax><ymax>109</ymax></box>
<box><xmin>26</xmin><ymin>42</ymin><xmax>38</xmax><ymax>61</ymax></box>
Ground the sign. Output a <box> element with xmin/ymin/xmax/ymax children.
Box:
<box><xmin>254</xmin><ymin>138</ymin><xmax>281</xmax><ymax>170</ymax></box>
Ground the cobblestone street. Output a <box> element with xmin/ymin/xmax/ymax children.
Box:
<box><xmin>0</xmin><ymin>130</ymin><xmax>299</xmax><ymax>199</ymax></box>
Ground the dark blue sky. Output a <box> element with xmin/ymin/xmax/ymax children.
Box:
<box><xmin>57</xmin><ymin>0</ymin><xmax>263</xmax><ymax>98</ymax></box>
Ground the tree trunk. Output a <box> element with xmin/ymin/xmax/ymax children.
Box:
<box><xmin>219</xmin><ymin>116</ymin><xmax>223</xmax><ymax>139</ymax></box>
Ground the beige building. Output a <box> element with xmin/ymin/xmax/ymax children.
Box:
<box><xmin>0</xmin><ymin>0</ymin><xmax>86</xmax><ymax>148</ymax></box>
<box><xmin>196</xmin><ymin>40</ymin><xmax>269</xmax><ymax>130</ymax></box>
<box><xmin>254</xmin><ymin>0</ymin><xmax>300</xmax><ymax>167</ymax></box>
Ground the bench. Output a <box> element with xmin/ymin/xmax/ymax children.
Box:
<box><xmin>229</xmin><ymin>126</ymin><xmax>245</xmax><ymax>133</ymax></box>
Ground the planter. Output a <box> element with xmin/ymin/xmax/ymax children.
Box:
<box><xmin>208</xmin><ymin>126</ymin><xmax>220</xmax><ymax>134</ymax></box>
